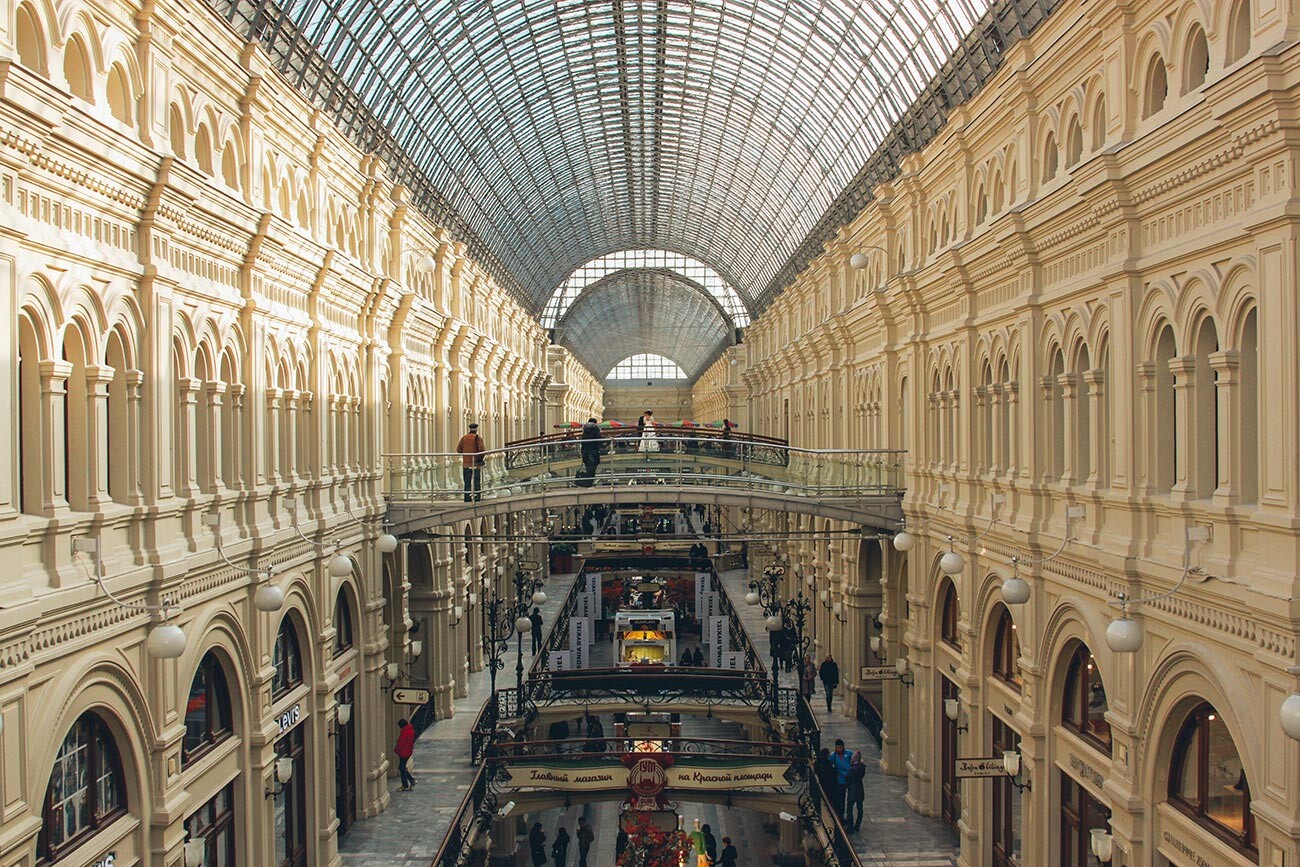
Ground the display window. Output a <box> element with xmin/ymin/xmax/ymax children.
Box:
<box><xmin>184</xmin><ymin>781</ymin><xmax>236</xmax><ymax>866</ymax></box>
<box><xmin>38</xmin><ymin>712</ymin><xmax>128</xmax><ymax>864</ymax></box>
<box><xmin>1168</xmin><ymin>702</ymin><xmax>1255</xmax><ymax>854</ymax></box>
<box><xmin>1062</xmin><ymin>644</ymin><xmax>1110</xmax><ymax>753</ymax></box>
<box><xmin>184</xmin><ymin>652</ymin><xmax>234</xmax><ymax>766</ymax></box>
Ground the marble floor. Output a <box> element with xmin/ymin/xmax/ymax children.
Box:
<box><xmin>338</xmin><ymin>567</ymin><xmax>959</xmax><ymax>867</ymax></box>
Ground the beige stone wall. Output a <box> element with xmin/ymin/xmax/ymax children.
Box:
<box><xmin>0</xmin><ymin>0</ymin><xmax>552</xmax><ymax>861</ymax></box>
<box><xmin>602</xmin><ymin>384</ymin><xmax>694</xmax><ymax>426</ymax></box>
<box><xmin>739</xmin><ymin>0</ymin><xmax>1300</xmax><ymax>865</ymax></box>
<box><xmin>543</xmin><ymin>345</ymin><xmax>604</xmax><ymax>434</ymax></box>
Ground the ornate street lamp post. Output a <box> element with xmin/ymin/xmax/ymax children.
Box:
<box><xmin>746</xmin><ymin>564</ymin><xmax>811</xmax><ymax>699</ymax></box>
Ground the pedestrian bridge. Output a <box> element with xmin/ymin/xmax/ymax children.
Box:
<box><xmin>383</xmin><ymin>430</ymin><xmax>904</xmax><ymax>532</ymax></box>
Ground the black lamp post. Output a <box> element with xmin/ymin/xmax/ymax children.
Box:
<box><xmin>746</xmin><ymin>564</ymin><xmax>792</xmax><ymax>697</ymax></box>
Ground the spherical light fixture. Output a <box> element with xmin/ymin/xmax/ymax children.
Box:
<box><xmin>939</xmin><ymin>550</ymin><xmax>964</xmax><ymax>576</ymax></box>
<box><xmin>254</xmin><ymin>583</ymin><xmax>286</xmax><ymax>613</ymax></box>
<box><xmin>849</xmin><ymin>252</ymin><xmax>869</xmax><ymax>270</ymax></box>
<box><xmin>147</xmin><ymin>622</ymin><xmax>187</xmax><ymax>659</ymax></box>
<box><xmin>745</xmin><ymin>591</ymin><xmax>760</xmax><ymax>606</ymax></box>
<box><xmin>377</xmin><ymin>533</ymin><xmax>399</xmax><ymax>554</ymax></box>
<box><xmin>1001</xmin><ymin>574</ymin><xmax>1031</xmax><ymax>605</ymax></box>
<box><xmin>892</xmin><ymin>531</ymin><xmax>915</xmax><ymax>553</ymax></box>
<box><xmin>515</xmin><ymin>615</ymin><xmax>531</xmax><ymax>634</ymax></box>
<box><xmin>765</xmin><ymin>615</ymin><xmax>782</xmax><ymax>632</ymax></box>
<box><xmin>1106</xmin><ymin>616</ymin><xmax>1144</xmax><ymax>653</ymax></box>
<box><xmin>328</xmin><ymin>553</ymin><xmax>353</xmax><ymax>579</ymax></box>
<box><xmin>1280</xmin><ymin>692</ymin><xmax>1300</xmax><ymax>741</ymax></box>
<box><xmin>532</xmin><ymin>589</ymin><xmax>548</xmax><ymax>606</ymax></box>
<box><xmin>415</xmin><ymin>254</ymin><xmax>437</xmax><ymax>275</ymax></box>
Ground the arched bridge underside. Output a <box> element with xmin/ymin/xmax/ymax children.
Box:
<box><xmin>386</xmin><ymin>485</ymin><xmax>902</xmax><ymax>535</ymax></box>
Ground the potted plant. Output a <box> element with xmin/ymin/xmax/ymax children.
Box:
<box><xmin>550</xmin><ymin>542</ymin><xmax>578</xmax><ymax>574</ymax></box>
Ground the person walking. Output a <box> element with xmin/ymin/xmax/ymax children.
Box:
<box><xmin>701</xmin><ymin>824</ymin><xmax>718</xmax><ymax>865</ymax></box>
<box><xmin>394</xmin><ymin>718</ymin><xmax>417</xmax><ymax>791</ymax></box>
<box><xmin>576</xmin><ymin>816</ymin><xmax>595</xmax><ymax>867</ymax></box>
<box><xmin>831</xmin><ymin>739</ymin><xmax>853</xmax><ymax>820</ymax></box>
<box><xmin>551</xmin><ymin>826</ymin><xmax>570</xmax><ymax>866</ymax></box>
<box><xmin>819</xmin><ymin>653</ymin><xmax>840</xmax><ymax>714</ymax></box>
<box><xmin>719</xmin><ymin>836</ymin><xmax>738</xmax><ymax>867</ymax></box>
<box><xmin>529</xmin><ymin>822</ymin><xmax>548</xmax><ymax>866</ymax></box>
<box><xmin>529</xmin><ymin>606</ymin><xmax>544</xmax><ymax>654</ymax></box>
<box><xmin>637</xmin><ymin>410</ymin><xmax>659</xmax><ymax>456</ymax></box>
<box><xmin>455</xmin><ymin>422</ymin><xmax>485</xmax><ymax>502</ymax></box>
<box><xmin>800</xmin><ymin>653</ymin><xmax>817</xmax><ymax>700</ymax></box>
<box><xmin>846</xmin><ymin>750</ymin><xmax>867</xmax><ymax>832</ymax></box>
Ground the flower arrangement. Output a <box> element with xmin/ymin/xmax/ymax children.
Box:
<box><xmin>616</xmin><ymin>811</ymin><xmax>691</xmax><ymax>867</ymax></box>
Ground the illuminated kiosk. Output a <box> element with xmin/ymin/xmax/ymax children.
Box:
<box><xmin>614</xmin><ymin>610</ymin><xmax>677</xmax><ymax>667</ymax></box>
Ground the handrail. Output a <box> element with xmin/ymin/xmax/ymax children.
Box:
<box><xmin>428</xmin><ymin>761</ymin><xmax>491</xmax><ymax>867</ymax></box>
<box><xmin>383</xmin><ymin>441</ymin><xmax>906</xmax><ymax>459</ymax></box>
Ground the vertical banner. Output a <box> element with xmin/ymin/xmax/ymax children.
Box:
<box><xmin>694</xmin><ymin>573</ymin><xmax>708</xmax><ymax>617</ymax></box>
<box><xmin>549</xmin><ymin>651</ymin><xmax>573</xmax><ymax>671</ymax></box>
<box><xmin>586</xmin><ymin>573</ymin><xmax>602</xmax><ymax>623</ymax></box>
<box><xmin>701</xmin><ymin>592</ymin><xmax>719</xmax><ymax>620</ymax></box>
<box><xmin>577</xmin><ymin>587</ymin><xmax>592</xmax><ymax>620</ymax></box>
<box><xmin>706</xmin><ymin>616</ymin><xmax>729</xmax><ymax>667</ymax></box>
<box><xmin>724</xmin><ymin>652</ymin><xmax>746</xmax><ymax>670</ymax></box>
<box><xmin>571</xmin><ymin>618</ymin><xmax>590</xmax><ymax>668</ymax></box>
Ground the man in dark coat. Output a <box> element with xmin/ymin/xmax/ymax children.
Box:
<box><xmin>819</xmin><ymin>653</ymin><xmax>840</xmax><ymax>713</ymax></box>
<box><xmin>580</xmin><ymin>418</ymin><xmax>602</xmax><ymax>470</ymax></box>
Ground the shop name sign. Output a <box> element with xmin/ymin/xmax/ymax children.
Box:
<box><xmin>1161</xmin><ymin>830</ymin><xmax>1215</xmax><ymax>867</ymax></box>
<box><xmin>504</xmin><ymin>760</ymin><xmax>791</xmax><ymax>792</ymax></box>
<box><xmin>859</xmin><ymin>666</ymin><xmax>897</xmax><ymax>680</ymax></box>
<box><xmin>955</xmin><ymin>757</ymin><xmax>1009</xmax><ymax>778</ymax></box>
<box><xmin>506</xmin><ymin>763</ymin><xmax>624</xmax><ymax>792</ymax></box>
<box><xmin>277</xmin><ymin>704</ymin><xmax>302</xmax><ymax>734</ymax></box>
<box><xmin>666</xmin><ymin>763</ymin><xmax>789</xmax><ymax>790</ymax></box>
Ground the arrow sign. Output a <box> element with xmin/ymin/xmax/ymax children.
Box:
<box><xmin>859</xmin><ymin>665</ymin><xmax>897</xmax><ymax>680</ymax></box>
<box><xmin>391</xmin><ymin>688</ymin><xmax>431</xmax><ymax>706</ymax></box>
<box><xmin>955</xmin><ymin>757</ymin><xmax>1010</xmax><ymax>778</ymax></box>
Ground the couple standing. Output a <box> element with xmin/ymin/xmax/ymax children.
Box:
<box><xmin>636</xmin><ymin>410</ymin><xmax>659</xmax><ymax>455</ymax></box>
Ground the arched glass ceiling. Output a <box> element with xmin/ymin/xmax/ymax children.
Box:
<box><xmin>542</xmin><ymin>250</ymin><xmax>749</xmax><ymax>328</ymax></box>
<box><xmin>608</xmin><ymin>354</ymin><xmax>688</xmax><ymax>381</ymax></box>
<box><xmin>554</xmin><ymin>270</ymin><xmax>734</xmax><ymax>381</ymax></box>
<box><xmin>266</xmin><ymin>0</ymin><xmax>1002</xmax><ymax>309</ymax></box>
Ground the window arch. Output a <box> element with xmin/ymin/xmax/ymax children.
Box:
<box><xmin>221</xmin><ymin>142</ymin><xmax>240</xmax><ymax>191</ymax></box>
<box><xmin>1169</xmin><ymin>703</ymin><xmax>1255</xmax><ymax>852</ymax></box>
<box><xmin>1154</xmin><ymin>325</ymin><xmax>1178</xmax><ymax>492</ymax></box>
<box><xmin>272</xmin><ymin>618</ymin><xmax>304</xmax><ymax>699</ymax></box>
<box><xmin>1193</xmin><ymin>317</ymin><xmax>1220</xmax><ymax>498</ymax></box>
<box><xmin>183</xmin><ymin>651</ymin><xmax>234</xmax><ymax>766</ymax></box>
<box><xmin>15</xmin><ymin>3</ymin><xmax>46</xmax><ymax>75</ymax></box>
<box><xmin>106</xmin><ymin>63</ymin><xmax>132</xmax><ymax>125</ymax></box>
<box><xmin>1226</xmin><ymin>0</ymin><xmax>1251</xmax><ymax>65</ymax></box>
<box><xmin>39</xmin><ymin>712</ymin><xmax>127</xmax><ymax>862</ymax></box>
<box><xmin>1144</xmin><ymin>55</ymin><xmax>1169</xmax><ymax>118</ymax></box>
<box><xmin>1091</xmin><ymin>94</ymin><xmax>1107</xmax><ymax>151</ymax></box>
<box><xmin>1239</xmin><ymin>308</ymin><xmax>1258</xmax><ymax>503</ymax></box>
<box><xmin>1062</xmin><ymin>643</ymin><xmax>1111</xmax><ymax>753</ymax></box>
<box><xmin>1041</xmin><ymin>132</ymin><xmax>1058</xmax><ymax>182</ymax></box>
<box><xmin>607</xmin><ymin>353</ymin><xmax>687</xmax><ymax>381</ymax></box>
<box><xmin>991</xmin><ymin>606</ymin><xmax>1021</xmax><ymax>690</ymax></box>
<box><xmin>63</xmin><ymin>35</ymin><xmax>92</xmax><ymax>103</ymax></box>
<box><xmin>939</xmin><ymin>578</ymin><xmax>959</xmax><ymax>648</ymax></box>
<box><xmin>334</xmin><ymin>589</ymin><xmax>354</xmax><ymax>657</ymax></box>
<box><xmin>168</xmin><ymin>104</ymin><xmax>186</xmax><ymax>157</ymax></box>
<box><xmin>1065</xmin><ymin>117</ymin><xmax>1083</xmax><ymax>168</ymax></box>
<box><xmin>1184</xmin><ymin>26</ymin><xmax>1210</xmax><ymax>92</ymax></box>
<box><xmin>194</xmin><ymin>125</ymin><xmax>214</xmax><ymax>175</ymax></box>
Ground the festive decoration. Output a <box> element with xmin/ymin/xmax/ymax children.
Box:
<box><xmin>616</xmin><ymin>810</ymin><xmax>692</xmax><ymax>867</ymax></box>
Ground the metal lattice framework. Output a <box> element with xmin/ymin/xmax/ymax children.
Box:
<box><xmin>213</xmin><ymin>0</ymin><xmax>1061</xmax><ymax>330</ymax></box>
<box><xmin>553</xmin><ymin>269</ymin><xmax>735</xmax><ymax>380</ymax></box>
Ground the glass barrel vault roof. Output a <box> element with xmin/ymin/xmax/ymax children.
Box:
<box><xmin>257</xmin><ymin>0</ymin><xmax>1017</xmax><ymax>311</ymax></box>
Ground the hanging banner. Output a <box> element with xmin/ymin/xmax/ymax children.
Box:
<box><xmin>667</xmin><ymin>762</ymin><xmax>791</xmax><ymax>790</ymax></box>
<box><xmin>502</xmin><ymin>758</ymin><xmax>792</xmax><ymax>793</ymax></box>
<box><xmin>505</xmin><ymin>761</ymin><xmax>624</xmax><ymax>792</ymax></box>
<box><xmin>549</xmin><ymin>651</ymin><xmax>573</xmax><ymax>671</ymax></box>
<box><xmin>586</xmin><ymin>573</ymin><xmax>603</xmax><ymax>622</ymax></box>
<box><xmin>706</xmin><ymin>616</ymin><xmax>729</xmax><ymax>667</ymax></box>
<box><xmin>694</xmin><ymin>573</ymin><xmax>708</xmax><ymax>616</ymax></box>
<box><xmin>724</xmin><ymin>652</ymin><xmax>746</xmax><ymax>670</ymax></box>
<box><xmin>571</xmin><ymin>618</ymin><xmax>590</xmax><ymax>668</ymax></box>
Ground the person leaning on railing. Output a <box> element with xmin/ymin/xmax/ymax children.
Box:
<box><xmin>455</xmin><ymin>422</ymin><xmax>485</xmax><ymax>502</ymax></box>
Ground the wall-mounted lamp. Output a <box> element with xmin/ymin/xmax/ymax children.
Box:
<box><xmin>1090</xmin><ymin>829</ymin><xmax>1114</xmax><ymax>863</ymax></box>
<box><xmin>203</xmin><ymin>514</ymin><xmax>283</xmax><ymax>613</ymax></box>
<box><xmin>184</xmin><ymin>837</ymin><xmax>207</xmax><ymax>867</ymax></box>
<box><xmin>451</xmin><ymin>604</ymin><xmax>466</xmax><ymax>626</ymax></box>
<box><xmin>830</xmin><ymin>600</ymin><xmax>846</xmax><ymax>625</ymax></box>
<box><xmin>944</xmin><ymin>697</ymin><xmax>969</xmax><ymax>734</ymax></box>
<box><xmin>778</xmin><ymin>811</ymin><xmax>799</xmax><ymax>823</ymax></box>
<box><xmin>74</xmin><ymin>536</ymin><xmax>188</xmax><ymax>659</ymax></box>
<box><xmin>336</xmin><ymin>702</ymin><xmax>353</xmax><ymax>727</ymax></box>
<box><xmin>1002</xmin><ymin>751</ymin><xmax>1031</xmax><ymax>792</ymax></box>
<box><xmin>894</xmin><ymin>657</ymin><xmax>914</xmax><ymax>687</ymax></box>
<box><xmin>1281</xmin><ymin>666</ymin><xmax>1300</xmax><ymax>741</ymax></box>
<box><xmin>385</xmin><ymin>662</ymin><xmax>400</xmax><ymax>682</ymax></box>
<box><xmin>265</xmin><ymin>755</ymin><xmax>294</xmax><ymax>797</ymax></box>
<box><xmin>497</xmin><ymin>800</ymin><xmax>516</xmax><ymax>818</ymax></box>
<box><xmin>410</xmin><ymin>640</ymin><xmax>423</xmax><ymax>660</ymax></box>
<box><xmin>1106</xmin><ymin>526</ymin><xmax>1210</xmax><ymax>654</ymax></box>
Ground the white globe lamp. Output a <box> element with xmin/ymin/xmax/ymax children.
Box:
<box><xmin>328</xmin><ymin>553</ymin><xmax>353</xmax><ymax>578</ymax></box>
<box><xmin>849</xmin><ymin>252</ymin><xmax>869</xmax><ymax>270</ymax></box>
<box><xmin>531</xmin><ymin>589</ymin><xmax>548</xmax><ymax>606</ymax></box>
<box><xmin>892</xmin><ymin>531</ymin><xmax>915</xmax><ymax>552</ymax></box>
<box><xmin>147</xmin><ymin>622</ymin><xmax>187</xmax><ymax>659</ymax></box>
<box><xmin>745</xmin><ymin>591</ymin><xmax>760</xmax><ymax>606</ymax></box>
<box><xmin>515</xmin><ymin>615</ymin><xmax>531</xmax><ymax>634</ymax></box>
<box><xmin>254</xmin><ymin>583</ymin><xmax>286</xmax><ymax>612</ymax></box>
<box><xmin>939</xmin><ymin>550</ymin><xmax>964</xmax><ymax>576</ymax></box>
<box><xmin>1001</xmin><ymin>575</ymin><xmax>1031</xmax><ymax>605</ymax></box>
<box><xmin>377</xmin><ymin>533</ymin><xmax>399</xmax><ymax>553</ymax></box>
<box><xmin>1106</xmin><ymin>616</ymin><xmax>1144</xmax><ymax>653</ymax></box>
<box><xmin>1280</xmin><ymin>692</ymin><xmax>1300</xmax><ymax>741</ymax></box>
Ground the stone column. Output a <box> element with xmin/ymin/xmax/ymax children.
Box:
<box><xmin>83</xmin><ymin>365</ymin><xmax>115</xmax><ymax>509</ymax></box>
<box><xmin>175</xmin><ymin>376</ymin><xmax>202</xmax><ymax>499</ymax></box>
<box><xmin>972</xmin><ymin>386</ymin><xmax>988</xmax><ymax>475</ymax></box>
<box><xmin>203</xmin><ymin>380</ymin><xmax>227</xmax><ymax>491</ymax></box>
<box><xmin>1005</xmin><ymin>381</ymin><xmax>1020</xmax><ymax>479</ymax></box>
<box><xmin>1039</xmin><ymin>375</ymin><xmax>1056</xmax><ymax>483</ymax></box>
<box><xmin>1058</xmin><ymin>372</ymin><xmax>1079</xmax><ymax>487</ymax></box>
<box><xmin>265</xmin><ymin>387</ymin><xmax>283</xmax><ymax>484</ymax></box>
<box><xmin>283</xmin><ymin>389</ymin><xmax>300</xmax><ymax>483</ymax></box>
<box><xmin>226</xmin><ymin>383</ymin><xmax>245</xmax><ymax>491</ymax></box>
<box><xmin>125</xmin><ymin>369</ymin><xmax>146</xmax><ymax>504</ymax></box>
<box><xmin>989</xmin><ymin>384</ymin><xmax>1004</xmax><ymax>476</ymax></box>
<box><xmin>1134</xmin><ymin>361</ymin><xmax>1157</xmax><ymax>495</ymax></box>
<box><xmin>39</xmin><ymin>359</ymin><xmax>73</xmax><ymax>510</ymax></box>
<box><xmin>1210</xmin><ymin>350</ymin><xmax>1240</xmax><ymax>503</ymax></box>
<box><xmin>1168</xmin><ymin>356</ymin><xmax>1197</xmax><ymax>500</ymax></box>
<box><xmin>1083</xmin><ymin>368</ymin><xmax>1106</xmax><ymax>489</ymax></box>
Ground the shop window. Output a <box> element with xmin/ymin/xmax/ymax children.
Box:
<box><xmin>275</xmin><ymin>726</ymin><xmax>308</xmax><ymax>866</ymax></box>
<box><xmin>184</xmin><ymin>782</ymin><xmax>236</xmax><ymax>866</ymax></box>
<box><xmin>1060</xmin><ymin>771</ymin><xmax>1111</xmax><ymax>867</ymax></box>
<box><xmin>333</xmin><ymin>590</ymin><xmax>354</xmax><ymax>658</ymax></box>
<box><xmin>1062</xmin><ymin>644</ymin><xmax>1111</xmax><ymax>753</ymax></box>
<box><xmin>272</xmin><ymin>619</ymin><xmax>303</xmax><ymax>700</ymax></box>
<box><xmin>183</xmin><ymin>652</ymin><xmax>233</xmax><ymax>766</ymax></box>
<box><xmin>1169</xmin><ymin>703</ymin><xmax>1255</xmax><ymax>852</ymax></box>
<box><xmin>38</xmin><ymin>712</ymin><xmax>127</xmax><ymax>863</ymax></box>
<box><xmin>992</xmin><ymin>716</ymin><xmax>1022</xmax><ymax>866</ymax></box>
<box><xmin>992</xmin><ymin>607</ymin><xmax>1021</xmax><ymax>690</ymax></box>
<box><xmin>939</xmin><ymin>579</ymin><xmax>960</xmax><ymax>649</ymax></box>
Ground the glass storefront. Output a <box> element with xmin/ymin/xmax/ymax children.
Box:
<box><xmin>273</xmin><ymin>726</ymin><xmax>307</xmax><ymax>867</ymax></box>
<box><xmin>184</xmin><ymin>782</ymin><xmax>236</xmax><ymax>866</ymax></box>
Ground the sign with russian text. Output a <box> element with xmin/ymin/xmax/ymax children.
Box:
<box><xmin>505</xmin><ymin>762</ymin><xmax>624</xmax><ymax>792</ymax></box>
<box><xmin>859</xmin><ymin>665</ymin><xmax>897</xmax><ymax>680</ymax></box>
<box><xmin>503</xmin><ymin>758</ymin><xmax>792</xmax><ymax>793</ymax></box>
<box><xmin>391</xmin><ymin>688</ymin><xmax>431</xmax><ymax>705</ymax></box>
<box><xmin>667</xmin><ymin>762</ymin><xmax>790</xmax><ymax>790</ymax></box>
<box><xmin>955</xmin><ymin>757</ymin><xmax>1010</xmax><ymax>778</ymax></box>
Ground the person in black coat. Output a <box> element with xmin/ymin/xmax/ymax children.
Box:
<box><xmin>814</xmin><ymin>748</ymin><xmax>839</xmax><ymax>811</ymax></box>
<box><xmin>819</xmin><ymin>654</ymin><xmax>840</xmax><ymax>713</ymax></box>
<box><xmin>580</xmin><ymin>418</ymin><xmax>602</xmax><ymax>469</ymax></box>
<box><xmin>529</xmin><ymin>607</ymin><xmax>544</xmax><ymax>654</ymax></box>
<box><xmin>529</xmin><ymin>823</ymin><xmax>548</xmax><ymax>865</ymax></box>
<box><xmin>551</xmin><ymin>827</ymin><xmax>570</xmax><ymax>866</ymax></box>
<box><xmin>846</xmin><ymin>750</ymin><xmax>867</xmax><ymax>832</ymax></box>
<box><xmin>701</xmin><ymin>824</ymin><xmax>718</xmax><ymax>864</ymax></box>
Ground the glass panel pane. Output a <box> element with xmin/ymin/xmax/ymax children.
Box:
<box><xmin>1205</xmin><ymin>712</ymin><xmax>1247</xmax><ymax>833</ymax></box>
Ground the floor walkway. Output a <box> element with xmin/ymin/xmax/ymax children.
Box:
<box><xmin>338</xmin><ymin>572</ymin><xmax>580</xmax><ymax>867</ymax></box>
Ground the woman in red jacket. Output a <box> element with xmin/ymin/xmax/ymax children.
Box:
<box><xmin>395</xmin><ymin>718</ymin><xmax>417</xmax><ymax>790</ymax></box>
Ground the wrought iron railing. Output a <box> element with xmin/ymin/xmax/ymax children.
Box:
<box><xmin>503</xmin><ymin>426</ymin><xmax>793</xmax><ymax>470</ymax></box>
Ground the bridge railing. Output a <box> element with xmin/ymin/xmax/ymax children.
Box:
<box><xmin>508</xmin><ymin>426</ymin><xmax>794</xmax><ymax>468</ymax></box>
<box><xmin>383</xmin><ymin>439</ymin><xmax>904</xmax><ymax>502</ymax></box>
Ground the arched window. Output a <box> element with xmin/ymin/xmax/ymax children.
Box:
<box><xmin>1169</xmin><ymin>703</ymin><xmax>1255</xmax><ymax>852</ymax></box>
<box><xmin>106</xmin><ymin>63</ymin><xmax>132</xmax><ymax>125</ymax></box>
<box><xmin>1065</xmin><ymin>117</ymin><xmax>1083</xmax><ymax>168</ymax></box>
<box><xmin>334</xmin><ymin>590</ymin><xmax>354</xmax><ymax>657</ymax></box>
<box><xmin>607</xmin><ymin>353</ymin><xmax>687</xmax><ymax>381</ymax></box>
<box><xmin>1154</xmin><ymin>325</ymin><xmax>1178</xmax><ymax>492</ymax></box>
<box><xmin>272</xmin><ymin>619</ymin><xmax>303</xmax><ymax>699</ymax></box>
<box><xmin>1184</xmin><ymin>26</ymin><xmax>1210</xmax><ymax>92</ymax></box>
<box><xmin>17</xmin><ymin>313</ymin><xmax>42</xmax><ymax>515</ymax></box>
<box><xmin>221</xmin><ymin>143</ymin><xmax>240</xmax><ymax>191</ymax></box>
<box><xmin>1062</xmin><ymin>644</ymin><xmax>1111</xmax><ymax>752</ymax></box>
<box><xmin>15</xmin><ymin>3</ymin><xmax>45</xmax><ymax>74</ymax></box>
<box><xmin>1226</xmin><ymin>0</ymin><xmax>1251</xmax><ymax>65</ymax></box>
<box><xmin>1193</xmin><ymin>318</ymin><xmax>1220</xmax><ymax>498</ymax></box>
<box><xmin>1239</xmin><ymin>309</ymin><xmax>1258</xmax><ymax>503</ymax></box>
<box><xmin>39</xmin><ymin>712</ymin><xmax>127</xmax><ymax>862</ymax></box>
<box><xmin>168</xmin><ymin>104</ymin><xmax>186</xmax><ymax>157</ymax></box>
<box><xmin>1091</xmin><ymin>95</ymin><xmax>1107</xmax><ymax>151</ymax></box>
<box><xmin>63</xmin><ymin>35</ymin><xmax>92</xmax><ymax>102</ymax></box>
<box><xmin>991</xmin><ymin>607</ymin><xmax>1021</xmax><ymax>690</ymax></box>
<box><xmin>194</xmin><ymin>125</ymin><xmax>213</xmax><ymax>175</ymax></box>
<box><xmin>1144</xmin><ymin>55</ymin><xmax>1169</xmax><ymax>118</ymax></box>
<box><xmin>939</xmin><ymin>579</ymin><xmax>960</xmax><ymax>648</ymax></box>
<box><xmin>1042</xmin><ymin>132</ymin><xmax>1058</xmax><ymax>182</ymax></box>
<box><xmin>183</xmin><ymin>652</ymin><xmax>233</xmax><ymax>766</ymax></box>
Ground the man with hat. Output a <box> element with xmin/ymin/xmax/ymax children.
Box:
<box><xmin>456</xmin><ymin>422</ymin><xmax>485</xmax><ymax>502</ymax></box>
